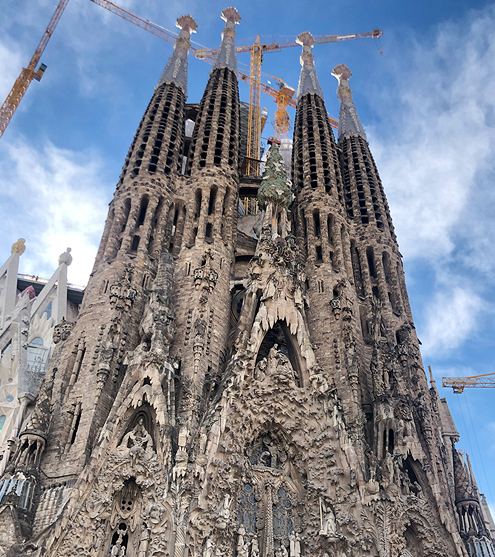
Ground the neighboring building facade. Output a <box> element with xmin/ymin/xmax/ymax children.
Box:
<box><xmin>0</xmin><ymin>8</ymin><xmax>493</xmax><ymax>557</ymax></box>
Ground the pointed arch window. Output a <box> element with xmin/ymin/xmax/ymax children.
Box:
<box><xmin>238</xmin><ymin>433</ymin><xmax>299</xmax><ymax>555</ymax></box>
<box><xmin>238</xmin><ymin>483</ymin><xmax>258</xmax><ymax>534</ymax></box>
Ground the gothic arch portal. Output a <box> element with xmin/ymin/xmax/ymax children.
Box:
<box><xmin>255</xmin><ymin>320</ymin><xmax>304</xmax><ymax>386</ymax></box>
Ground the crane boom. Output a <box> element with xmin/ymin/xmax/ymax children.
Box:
<box><xmin>442</xmin><ymin>373</ymin><xmax>495</xmax><ymax>393</ymax></box>
<box><xmin>0</xmin><ymin>0</ymin><xmax>70</xmax><ymax>139</ymax></box>
<box><xmin>195</xmin><ymin>30</ymin><xmax>383</xmax><ymax>59</ymax></box>
<box><xmin>88</xmin><ymin>0</ymin><xmax>187</xmax><ymax>51</ymax></box>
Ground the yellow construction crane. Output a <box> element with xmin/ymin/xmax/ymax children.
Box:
<box><xmin>442</xmin><ymin>373</ymin><xmax>495</xmax><ymax>393</ymax></box>
<box><xmin>0</xmin><ymin>0</ymin><xmax>70</xmax><ymax>140</ymax></box>
<box><xmin>196</xmin><ymin>30</ymin><xmax>383</xmax><ymax>174</ymax></box>
<box><xmin>0</xmin><ymin>0</ymin><xmax>206</xmax><ymax>139</ymax></box>
<box><xmin>0</xmin><ymin>0</ymin><xmax>380</xmax><ymax>166</ymax></box>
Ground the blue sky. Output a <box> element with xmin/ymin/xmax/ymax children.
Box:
<box><xmin>1</xmin><ymin>0</ymin><xmax>494</xmax><ymax>517</ymax></box>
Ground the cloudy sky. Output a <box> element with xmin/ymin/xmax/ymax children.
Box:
<box><xmin>1</xmin><ymin>0</ymin><xmax>494</xmax><ymax>516</ymax></box>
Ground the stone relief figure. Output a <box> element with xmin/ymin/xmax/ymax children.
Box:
<box><xmin>289</xmin><ymin>532</ymin><xmax>301</xmax><ymax>557</ymax></box>
<box><xmin>117</xmin><ymin>417</ymin><xmax>154</xmax><ymax>458</ymax></box>
<box><xmin>173</xmin><ymin>426</ymin><xmax>189</xmax><ymax>480</ymax></box>
<box><xmin>319</xmin><ymin>499</ymin><xmax>336</xmax><ymax>538</ymax></box>
<box><xmin>110</xmin><ymin>530</ymin><xmax>126</xmax><ymax>556</ymax></box>
<box><xmin>275</xmin><ymin>545</ymin><xmax>288</xmax><ymax>557</ymax></box>
<box><xmin>254</xmin><ymin>357</ymin><xmax>268</xmax><ymax>381</ymax></box>
<box><xmin>216</xmin><ymin>494</ymin><xmax>232</xmax><ymax>529</ymax></box>
<box><xmin>236</xmin><ymin>525</ymin><xmax>249</xmax><ymax>557</ymax></box>
<box><xmin>203</xmin><ymin>538</ymin><xmax>215</xmax><ymax>557</ymax></box>
<box><xmin>251</xmin><ymin>537</ymin><xmax>260</xmax><ymax>557</ymax></box>
<box><xmin>137</xmin><ymin>524</ymin><xmax>150</xmax><ymax>557</ymax></box>
<box><xmin>266</xmin><ymin>344</ymin><xmax>298</xmax><ymax>384</ymax></box>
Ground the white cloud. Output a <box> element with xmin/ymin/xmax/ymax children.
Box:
<box><xmin>0</xmin><ymin>42</ymin><xmax>25</xmax><ymax>103</ymax></box>
<box><xmin>0</xmin><ymin>136</ymin><xmax>110</xmax><ymax>286</ymax></box>
<box><xmin>420</xmin><ymin>285</ymin><xmax>482</xmax><ymax>357</ymax></box>
<box><xmin>369</xmin><ymin>6</ymin><xmax>495</xmax><ymax>263</ymax></box>
<box><xmin>366</xmin><ymin>5</ymin><xmax>495</xmax><ymax>357</ymax></box>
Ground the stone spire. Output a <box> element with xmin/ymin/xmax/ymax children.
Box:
<box><xmin>157</xmin><ymin>15</ymin><xmax>198</xmax><ymax>95</ymax></box>
<box><xmin>258</xmin><ymin>139</ymin><xmax>292</xmax><ymax>212</ymax></box>
<box><xmin>296</xmin><ymin>31</ymin><xmax>324</xmax><ymax>101</ymax></box>
<box><xmin>212</xmin><ymin>7</ymin><xmax>241</xmax><ymax>73</ymax></box>
<box><xmin>332</xmin><ymin>63</ymin><xmax>367</xmax><ymax>140</ymax></box>
<box><xmin>453</xmin><ymin>449</ymin><xmax>477</xmax><ymax>503</ymax></box>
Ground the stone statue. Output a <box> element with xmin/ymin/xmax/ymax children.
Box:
<box><xmin>254</xmin><ymin>357</ymin><xmax>267</xmax><ymax>381</ymax></box>
<box><xmin>289</xmin><ymin>532</ymin><xmax>301</xmax><ymax>557</ymax></box>
<box><xmin>236</xmin><ymin>525</ymin><xmax>249</xmax><ymax>557</ymax></box>
<box><xmin>118</xmin><ymin>417</ymin><xmax>153</xmax><ymax>455</ymax></box>
<box><xmin>58</xmin><ymin>247</ymin><xmax>73</xmax><ymax>266</ymax></box>
<box><xmin>251</xmin><ymin>537</ymin><xmax>260</xmax><ymax>557</ymax></box>
<box><xmin>320</xmin><ymin>500</ymin><xmax>336</xmax><ymax>537</ymax></box>
<box><xmin>216</xmin><ymin>494</ymin><xmax>232</xmax><ymax>529</ymax></box>
<box><xmin>137</xmin><ymin>524</ymin><xmax>150</xmax><ymax>557</ymax></box>
<box><xmin>110</xmin><ymin>531</ymin><xmax>125</xmax><ymax>556</ymax></box>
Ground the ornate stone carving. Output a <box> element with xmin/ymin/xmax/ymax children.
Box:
<box><xmin>52</xmin><ymin>318</ymin><xmax>74</xmax><ymax>344</ymax></box>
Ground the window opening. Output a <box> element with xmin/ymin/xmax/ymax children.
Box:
<box><xmin>208</xmin><ymin>187</ymin><xmax>217</xmax><ymax>215</ymax></box>
<box><xmin>313</xmin><ymin>211</ymin><xmax>321</xmax><ymax>239</ymax></box>
<box><xmin>26</xmin><ymin>337</ymin><xmax>49</xmax><ymax>374</ymax></box>
<box><xmin>137</xmin><ymin>196</ymin><xmax>149</xmax><ymax>226</ymax></box>
<box><xmin>70</xmin><ymin>409</ymin><xmax>81</xmax><ymax>445</ymax></box>
<box><xmin>366</xmin><ymin>247</ymin><xmax>377</xmax><ymax>278</ymax></box>
<box><xmin>238</xmin><ymin>483</ymin><xmax>258</xmax><ymax>534</ymax></box>
<box><xmin>327</xmin><ymin>214</ymin><xmax>334</xmax><ymax>245</ymax></box>
<box><xmin>351</xmin><ymin>242</ymin><xmax>364</xmax><ymax>297</ymax></box>
<box><xmin>194</xmin><ymin>190</ymin><xmax>202</xmax><ymax>220</ymax></box>
<box><xmin>42</xmin><ymin>301</ymin><xmax>52</xmax><ymax>320</ymax></box>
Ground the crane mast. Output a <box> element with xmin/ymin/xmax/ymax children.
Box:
<box><xmin>0</xmin><ymin>0</ymin><xmax>70</xmax><ymax>140</ymax></box>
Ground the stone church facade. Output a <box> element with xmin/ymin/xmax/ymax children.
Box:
<box><xmin>0</xmin><ymin>7</ymin><xmax>493</xmax><ymax>557</ymax></box>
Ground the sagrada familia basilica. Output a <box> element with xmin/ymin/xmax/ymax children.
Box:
<box><xmin>0</xmin><ymin>7</ymin><xmax>494</xmax><ymax>557</ymax></box>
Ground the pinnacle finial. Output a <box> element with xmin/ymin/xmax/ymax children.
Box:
<box><xmin>156</xmin><ymin>14</ymin><xmax>198</xmax><ymax>95</ymax></box>
<box><xmin>212</xmin><ymin>7</ymin><xmax>241</xmax><ymax>72</ymax></box>
<box><xmin>296</xmin><ymin>31</ymin><xmax>324</xmax><ymax>101</ymax></box>
<box><xmin>11</xmin><ymin>238</ymin><xmax>26</xmax><ymax>256</ymax></box>
<box><xmin>257</xmin><ymin>140</ymin><xmax>293</xmax><ymax>212</ymax></box>
<box><xmin>332</xmin><ymin>63</ymin><xmax>367</xmax><ymax>141</ymax></box>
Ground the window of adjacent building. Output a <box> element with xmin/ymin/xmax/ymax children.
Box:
<box><xmin>1</xmin><ymin>341</ymin><xmax>11</xmax><ymax>357</ymax></box>
<box><xmin>42</xmin><ymin>301</ymin><xmax>52</xmax><ymax>320</ymax></box>
<box><xmin>0</xmin><ymin>416</ymin><xmax>6</xmax><ymax>432</ymax></box>
<box><xmin>26</xmin><ymin>337</ymin><xmax>49</xmax><ymax>374</ymax></box>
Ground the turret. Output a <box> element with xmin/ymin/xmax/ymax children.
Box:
<box><xmin>453</xmin><ymin>448</ymin><xmax>495</xmax><ymax>554</ymax></box>
<box><xmin>170</xmin><ymin>8</ymin><xmax>241</xmax><ymax>435</ymax></box>
<box><xmin>291</xmin><ymin>34</ymin><xmax>361</xmax><ymax>423</ymax></box>
<box><xmin>185</xmin><ymin>7</ymin><xmax>241</xmax><ymax>175</ymax></box>
<box><xmin>22</xmin><ymin>16</ymin><xmax>197</xmax><ymax>482</ymax></box>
